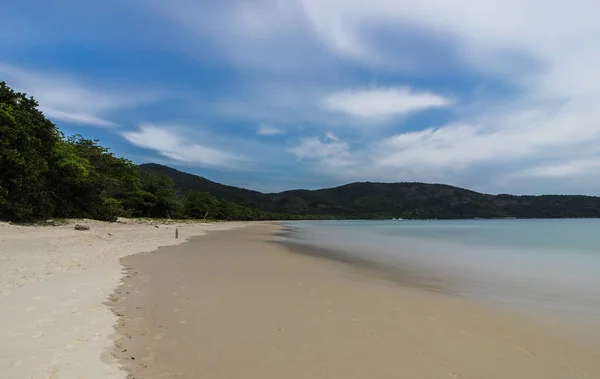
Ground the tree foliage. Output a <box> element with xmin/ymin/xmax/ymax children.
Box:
<box><xmin>0</xmin><ymin>83</ymin><xmax>59</xmax><ymax>220</ymax></box>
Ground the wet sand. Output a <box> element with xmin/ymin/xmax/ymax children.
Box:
<box><xmin>110</xmin><ymin>224</ymin><xmax>600</xmax><ymax>379</ymax></box>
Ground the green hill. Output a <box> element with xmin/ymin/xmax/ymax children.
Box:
<box><xmin>139</xmin><ymin>163</ymin><xmax>268</xmax><ymax>207</ymax></box>
<box><xmin>140</xmin><ymin>164</ymin><xmax>600</xmax><ymax>219</ymax></box>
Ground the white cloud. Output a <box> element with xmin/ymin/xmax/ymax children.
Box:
<box><xmin>324</xmin><ymin>132</ymin><xmax>339</xmax><ymax>142</ymax></box>
<box><xmin>122</xmin><ymin>124</ymin><xmax>245</xmax><ymax>169</ymax></box>
<box><xmin>39</xmin><ymin>109</ymin><xmax>116</xmax><ymax>127</ymax></box>
<box><xmin>256</xmin><ymin>124</ymin><xmax>285</xmax><ymax>136</ymax></box>
<box><xmin>515</xmin><ymin>160</ymin><xmax>600</xmax><ymax>179</ymax></box>
<box><xmin>323</xmin><ymin>87</ymin><xmax>451</xmax><ymax>119</ymax></box>
<box><xmin>0</xmin><ymin>64</ymin><xmax>158</xmax><ymax>127</ymax></box>
<box><xmin>211</xmin><ymin>81</ymin><xmax>453</xmax><ymax>131</ymax></box>
<box><xmin>290</xmin><ymin>132</ymin><xmax>356</xmax><ymax>169</ymax></box>
<box><xmin>212</xmin><ymin>82</ymin><xmax>346</xmax><ymax>128</ymax></box>
<box><xmin>374</xmin><ymin>96</ymin><xmax>600</xmax><ymax>172</ymax></box>
<box><xmin>297</xmin><ymin>0</ymin><xmax>598</xmax><ymax>78</ymax></box>
<box><xmin>140</xmin><ymin>0</ymin><xmax>329</xmax><ymax>72</ymax></box>
<box><xmin>290</xmin><ymin>97</ymin><xmax>600</xmax><ymax>187</ymax></box>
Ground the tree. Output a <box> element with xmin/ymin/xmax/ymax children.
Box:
<box><xmin>184</xmin><ymin>191</ymin><xmax>219</xmax><ymax>219</ymax></box>
<box><xmin>0</xmin><ymin>82</ymin><xmax>60</xmax><ymax>221</ymax></box>
<box><xmin>44</xmin><ymin>135</ymin><xmax>139</xmax><ymax>221</ymax></box>
<box><xmin>120</xmin><ymin>171</ymin><xmax>181</xmax><ymax>218</ymax></box>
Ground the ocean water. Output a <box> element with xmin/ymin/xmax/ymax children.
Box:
<box><xmin>279</xmin><ymin>219</ymin><xmax>600</xmax><ymax>318</ymax></box>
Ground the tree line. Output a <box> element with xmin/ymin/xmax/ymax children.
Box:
<box><xmin>0</xmin><ymin>82</ymin><xmax>297</xmax><ymax>222</ymax></box>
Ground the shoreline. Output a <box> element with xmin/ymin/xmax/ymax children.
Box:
<box><xmin>274</xmin><ymin>226</ymin><xmax>452</xmax><ymax>294</ymax></box>
<box><xmin>279</xmin><ymin>220</ymin><xmax>600</xmax><ymax>322</ymax></box>
<box><xmin>0</xmin><ymin>219</ymin><xmax>248</xmax><ymax>379</ymax></box>
<box><xmin>110</xmin><ymin>224</ymin><xmax>600</xmax><ymax>378</ymax></box>
<box><xmin>277</xmin><ymin>227</ymin><xmax>600</xmax><ymax>350</ymax></box>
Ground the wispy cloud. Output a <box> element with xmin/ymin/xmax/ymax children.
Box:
<box><xmin>209</xmin><ymin>82</ymin><xmax>453</xmax><ymax>134</ymax></box>
<box><xmin>40</xmin><ymin>109</ymin><xmax>117</xmax><ymax>128</ymax></box>
<box><xmin>289</xmin><ymin>132</ymin><xmax>358</xmax><ymax>172</ymax></box>
<box><xmin>0</xmin><ymin>64</ymin><xmax>159</xmax><ymax>127</ymax></box>
<box><xmin>290</xmin><ymin>132</ymin><xmax>347</xmax><ymax>159</ymax></box>
<box><xmin>256</xmin><ymin>123</ymin><xmax>285</xmax><ymax>136</ymax></box>
<box><xmin>514</xmin><ymin>160</ymin><xmax>600</xmax><ymax>179</ymax></box>
<box><xmin>322</xmin><ymin>87</ymin><xmax>452</xmax><ymax>120</ymax></box>
<box><xmin>290</xmin><ymin>96</ymin><xmax>600</xmax><ymax>188</ymax></box>
<box><xmin>122</xmin><ymin>124</ymin><xmax>246</xmax><ymax>169</ymax></box>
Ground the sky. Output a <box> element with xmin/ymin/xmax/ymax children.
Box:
<box><xmin>2</xmin><ymin>0</ymin><xmax>600</xmax><ymax>195</ymax></box>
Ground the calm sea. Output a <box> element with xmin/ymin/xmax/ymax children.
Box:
<box><xmin>279</xmin><ymin>219</ymin><xmax>600</xmax><ymax>318</ymax></box>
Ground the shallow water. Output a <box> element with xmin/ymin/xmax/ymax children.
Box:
<box><xmin>279</xmin><ymin>219</ymin><xmax>600</xmax><ymax>318</ymax></box>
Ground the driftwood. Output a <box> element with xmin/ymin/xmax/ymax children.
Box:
<box><xmin>74</xmin><ymin>224</ymin><xmax>90</xmax><ymax>231</ymax></box>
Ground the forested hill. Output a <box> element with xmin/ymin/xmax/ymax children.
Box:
<box><xmin>140</xmin><ymin>163</ymin><xmax>268</xmax><ymax>207</ymax></box>
<box><xmin>141</xmin><ymin>164</ymin><xmax>600</xmax><ymax>219</ymax></box>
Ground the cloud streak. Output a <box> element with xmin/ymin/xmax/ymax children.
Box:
<box><xmin>256</xmin><ymin>124</ymin><xmax>285</xmax><ymax>136</ymax></box>
<box><xmin>322</xmin><ymin>87</ymin><xmax>451</xmax><ymax>120</ymax></box>
<box><xmin>122</xmin><ymin>124</ymin><xmax>246</xmax><ymax>169</ymax></box>
<box><xmin>0</xmin><ymin>64</ymin><xmax>158</xmax><ymax>127</ymax></box>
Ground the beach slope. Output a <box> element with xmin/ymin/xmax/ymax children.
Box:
<box><xmin>111</xmin><ymin>224</ymin><xmax>600</xmax><ymax>379</ymax></box>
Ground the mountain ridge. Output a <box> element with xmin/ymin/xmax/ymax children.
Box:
<box><xmin>140</xmin><ymin>163</ymin><xmax>600</xmax><ymax>219</ymax></box>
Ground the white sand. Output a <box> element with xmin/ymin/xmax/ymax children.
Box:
<box><xmin>0</xmin><ymin>219</ymin><xmax>245</xmax><ymax>379</ymax></box>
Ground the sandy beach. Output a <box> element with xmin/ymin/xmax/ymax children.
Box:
<box><xmin>0</xmin><ymin>219</ymin><xmax>245</xmax><ymax>379</ymax></box>
<box><xmin>110</xmin><ymin>224</ymin><xmax>600</xmax><ymax>379</ymax></box>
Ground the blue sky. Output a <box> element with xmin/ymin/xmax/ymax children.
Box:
<box><xmin>2</xmin><ymin>0</ymin><xmax>600</xmax><ymax>194</ymax></box>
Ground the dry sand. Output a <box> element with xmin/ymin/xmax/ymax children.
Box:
<box><xmin>112</xmin><ymin>224</ymin><xmax>600</xmax><ymax>379</ymax></box>
<box><xmin>0</xmin><ymin>219</ymin><xmax>246</xmax><ymax>379</ymax></box>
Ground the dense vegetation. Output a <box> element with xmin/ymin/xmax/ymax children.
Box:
<box><xmin>0</xmin><ymin>82</ymin><xmax>292</xmax><ymax>222</ymax></box>
<box><xmin>3</xmin><ymin>81</ymin><xmax>600</xmax><ymax>223</ymax></box>
<box><xmin>142</xmin><ymin>164</ymin><xmax>600</xmax><ymax>220</ymax></box>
